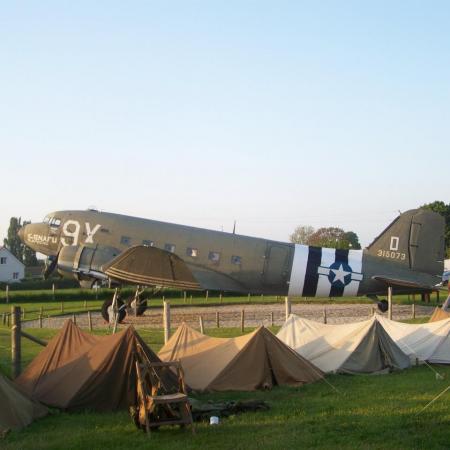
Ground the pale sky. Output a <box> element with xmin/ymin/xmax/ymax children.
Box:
<box><xmin>1</xmin><ymin>1</ymin><xmax>449</xmax><ymax>247</ymax></box>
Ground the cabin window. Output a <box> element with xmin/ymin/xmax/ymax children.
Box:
<box><xmin>120</xmin><ymin>236</ymin><xmax>131</xmax><ymax>246</ymax></box>
<box><xmin>165</xmin><ymin>243</ymin><xmax>176</xmax><ymax>253</ymax></box>
<box><xmin>231</xmin><ymin>255</ymin><xmax>242</xmax><ymax>265</ymax></box>
<box><xmin>208</xmin><ymin>251</ymin><xmax>221</xmax><ymax>263</ymax></box>
<box><xmin>186</xmin><ymin>247</ymin><xmax>198</xmax><ymax>258</ymax></box>
<box><xmin>13</xmin><ymin>272</ymin><xmax>19</xmax><ymax>279</ymax></box>
<box><xmin>43</xmin><ymin>216</ymin><xmax>51</xmax><ymax>223</ymax></box>
<box><xmin>0</xmin><ymin>257</ymin><xmax>6</xmax><ymax>264</ymax></box>
<box><xmin>142</xmin><ymin>240</ymin><xmax>154</xmax><ymax>247</ymax></box>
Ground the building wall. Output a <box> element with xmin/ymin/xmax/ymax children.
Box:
<box><xmin>0</xmin><ymin>248</ymin><xmax>25</xmax><ymax>283</ymax></box>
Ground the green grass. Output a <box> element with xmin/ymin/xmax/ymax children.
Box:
<box><xmin>1</xmin><ymin>325</ymin><xmax>449</xmax><ymax>449</ymax></box>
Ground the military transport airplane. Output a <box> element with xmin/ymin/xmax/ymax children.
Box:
<box><xmin>18</xmin><ymin>208</ymin><xmax>445</xmax><ymax>320</ymax></box>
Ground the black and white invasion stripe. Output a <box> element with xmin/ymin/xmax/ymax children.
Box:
<box><xmin>288</xmin><ymin>245</ymin><xmax>363</xmax><ymax>297</ymax></box>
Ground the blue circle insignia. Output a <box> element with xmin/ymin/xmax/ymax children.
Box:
<box><xmin>327</xmin><ymin>261</ymin><xmax>353</xmax><ymax>287</ymax></box>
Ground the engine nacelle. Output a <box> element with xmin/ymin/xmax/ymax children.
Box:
<box><xmin>56</xmin><ymin>245</ymin><xmax>121</xmax><ymax>284</ymax></box>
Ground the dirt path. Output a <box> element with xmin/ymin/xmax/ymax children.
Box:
<box><xmin>22</xmin><ymin>302</ymin><xmax>434</xmax><ymax>330</ymax></box>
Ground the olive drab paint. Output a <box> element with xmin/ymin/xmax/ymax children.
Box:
<box><xmin>18</xmin><ymin>208</ymin><xmax>445</xmax><ymax>298</ymax></box>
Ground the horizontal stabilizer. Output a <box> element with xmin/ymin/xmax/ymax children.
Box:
<box><xmin>371</xmin><ymin>275</ymin><xmax>433</xmax><ymax>291</ymax></box>
<box><xmin>103</xmin><ymin>245</ymin><xmax>201</xmax><ymax>290</ymax></box>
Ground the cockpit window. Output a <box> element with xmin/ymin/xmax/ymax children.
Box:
<box><xmin>50</xmin><ymin>218</ymin><xmax>61</xmax><ymax>228</ymax></box>
<box><xmin>43</xmin><ymin>216</ymin><xmax>51</xmax><ymax>224</ymax></box>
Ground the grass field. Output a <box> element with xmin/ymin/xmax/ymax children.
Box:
<box><xmin>1</xmin><ymin>324</ymin><xmax>449</xmax><ymax>449</ymax></box>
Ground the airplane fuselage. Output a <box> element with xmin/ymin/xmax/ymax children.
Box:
<box><xmin>19</xmin><ymin>209</ymin><xmax>444</xmax><ymax>298</ymax></box>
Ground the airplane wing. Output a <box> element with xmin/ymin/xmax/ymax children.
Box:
<box><xmin>371</xmin><ymin>275</ymin><xmax>436</xmax><ymax>291</ymax></box>
<box><xmin>103</xmin><ymin>245</ymin><xmax>201</xmax><ymax>290</ymax></box>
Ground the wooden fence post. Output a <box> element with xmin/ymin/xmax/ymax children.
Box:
<box><xmin>285</xmin><ymin>297</ymin><xmax>291</xmax><ymax>321</ymax></box>
<box><xmin>216</xmin><ymin>311</ymin><xmax>220</xmax><ymax>328</ymax></box>
<box><xmin>52</xmin><ymin>283</ymin><xmax>55</xmax><ymax>301</ymax></box>
<box><xmin>412</xmin><ymin>303</ymin><xmax>416</xmax><ymax>319</ymax></box>
<box><xmin>199</xmin><ymin>315</ymin><xmax>204</xmax><ymax>334</ymax></box>
<box><xmin>219</xmin><ymin>292</ymin><xmax>223</xmax><ymax>303</ymax></box>
<box><xmin>11</xmin><ymin>306</ymin><xmax>21</xmax><ymax>378</ymax></box>
<box><xmin>205</xmin><ymin>290</ymin><xmax>209</xmax><ymax>302</ymax></box>
<box><xmin>88</xmin><ymin>311</ymin><xmax>93</xmax><ymax>331</ymax></box>
<box><xmin>323</xmin><ymin>307</ymin><xmax>327</xmax><ymax>324</ymax></box>
<box><xmin>163</xmin><ymin>301</ymin><xmax>170</xmax><ymax>344</ymax></box>
<box><xmin>72</xmin><ymin>314</ymin><xmax>76</xmax><ymax>325</ymax></box>
<box><xmin>183</xmin><ymin>291</ymin><xmax>187</xmax><ymax>304</ymax></box>
<box><xmin>5</xmin><ymin>285</ymin><xmax>9</xmax><ymax>303</ymax></box>
<box><xmin>388</xmin><ymin>286</ymin><xmax>393</xmax><ymax>320</ymax></box>
<box><xmin>270</xmin><ymin>311</ymin><xmax>274</xmax><ymax>327</ymax></box>
<box><xmin>240</xmin><ymin>309</ymin><xmax>245</xmax><ymax>332</ymax></box>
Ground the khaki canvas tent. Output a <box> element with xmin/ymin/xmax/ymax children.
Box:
<box><xmin>158</xmin><ymin>323</ymin><xmax>324</xmax><ymax>391</ymax></box>
<box><xmin>16</xmin><ymin>320</ymin><xmax>177</xmax><ymax>411</ymax></box>
<box><xmin>377</xmin><ymin>316</ymin><xmax>450</xmax><ymax>364</ymax></box>
<box><xmin>277</xmin><ymin>315</ymin><xmax>411</xmax><ymax>374</ymax></box>
<box><xmin>429</xmin><ymin>307</ymin><xmax>450</xmax><ymax>323</ymax></box>
<box><xmin>0</xmin><ymin>373</ymin><xmax>48</xmax><ymax>434</ymax></box>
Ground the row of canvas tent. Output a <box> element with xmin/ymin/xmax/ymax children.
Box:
<box><xmin>4</xmin><ymin>311</ymin><xmax>450</xmax><ymax>433</ymax></box>
<box><xmin>276</xmin><ymin>314</ymin><xmax>450</xmax><ymax>373</ymax></box>
<box><xmin>3</xmin><ymin>319</ymin><xmax>324</xmax><ymax>430</ymax></box>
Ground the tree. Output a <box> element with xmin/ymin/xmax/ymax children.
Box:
<box><xmin>3</xmin><ymin>217</ymin><xmax>23</xmax><ymax>261</ymax></box>
<box><xmin>343</xmin><ymin>231</ymin><xmax>361</xmax><ymax>249</ymax></box>
<box><xmin>308</xmin><ymin>227</ymin><xmax>349</xmax><ymax>248</ymax></box>
<box><xmin>421</xmin><ymin>200</ymin><xmax>450</xmax><ymax>257</ymax></box>
<box><xmin>3</xmin><ymin>217</ymin><xmax>38</xmax><ymax>266</ymax></box>
<box><xmin>289</xmin><ymin>225</ymin><xmax>315</xmax><ymax>244</ymax></box>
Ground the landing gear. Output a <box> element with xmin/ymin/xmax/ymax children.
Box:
<box><xmin>367</xmin><ymin>295</ymin><xmax>389</xmax><ymax>313</ymax></box>
<box><xmin>126</xmin><ymin>286</ymin><xmax>148</xmax><ymax>317</ymax></box>
<box><xmin>377</xmin><ymin>299</ymin><xmax>388</xmax><ymax>313</ymax></box>
<box><xmin>101</xmin><ymin>289</ymin><xmax>126</xmax><ymax>324</ymax></box>
<box><xmin>101</xmin><ymin>286</ymin><xmax>158</xmax><ymax>324</ymax></box>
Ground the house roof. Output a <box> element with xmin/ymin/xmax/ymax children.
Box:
<box><xmin>0</xmin><ymin>247</ymin><xmax>25</xmax><ymax>268</ymax></box>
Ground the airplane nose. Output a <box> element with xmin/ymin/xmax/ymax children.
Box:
<box><xmin>17</xmin><ymin>226</ymin><xmax>25</xmax><ymax>242</ymax></box>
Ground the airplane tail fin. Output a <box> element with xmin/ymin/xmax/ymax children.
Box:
<box><xmin>366</xmin><ymin>209</ymin><xmax>445</xmax><ymax>276</ymax></box>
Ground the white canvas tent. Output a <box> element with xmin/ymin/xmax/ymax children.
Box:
<box><xmin>376</xmin><ymin>316</ymin><xmax>450</xmax><ymax>364</ymax></box>
<box><xmin>277</xmin><ymin>315</ymin><xmax>410</xmax><ymax>373</ymax></box>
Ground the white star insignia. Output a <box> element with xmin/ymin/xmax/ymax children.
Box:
<box><xmin>331</xmin><ymin>264</ymin><xmax>351</xmax><ymax>284</ymax></box>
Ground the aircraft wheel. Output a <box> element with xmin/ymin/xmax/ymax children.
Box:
<box><xmin>136</xmin><ymin>300</ymin><xmax>147</xmax><ymax>316</ymax></box>
<box><xmin>377</xmin><ymin>300</ymin><xmax>389</xmax><ymax>313</ymax></box>
<box><xmin>101</xmin><ymin>298</ymin><xmax>126</xmax><ymax>323</ymax></box>
<box><xmin>128</xmin><ymin>298</ymin><xmax>148</xmax><ymax>316</ymax></box>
